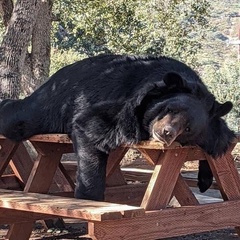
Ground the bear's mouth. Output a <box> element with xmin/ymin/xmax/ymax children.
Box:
<box><xmin>152</xmin><ymin>130</ymin><xmax>177</xmax><ymax>146</ymax></box>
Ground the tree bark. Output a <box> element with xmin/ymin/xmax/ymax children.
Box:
<box><xmin>0</xmin><ymin>0</ymin><xmax>40</xmax><ymax>99</ymax></box>
<box><xmin>0</xmin><ymin>0</ymin><xmax>13</xmax><ymax>26</ymax></box>
<box><xmin>22</xmin><ymin>0</ymin><xmax>53</xmax><ymax>95</ymax></box>
<box><xmin>0</xmin><ymin>0</ymin><xmax>53</xmax><ymax>99</ymax></box>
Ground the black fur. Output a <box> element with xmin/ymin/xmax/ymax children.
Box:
<box><xmin>0</xmin><ymin>54</ymin><xmax>235</xmax><ymax>199</ymax></box>
<box><xmin>198</xmin><ymin>161</ymin><xmax>213</xmax><ymax>193</ymax></box>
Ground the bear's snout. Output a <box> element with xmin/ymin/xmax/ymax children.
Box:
<box><xmin>152</xmin><ymin>122</ymin><xmax>179</xmax><ymax>146</ymax></box>
<box><xmin>163</xmin><ymin>125</ymin><xmax>175</xmax><ymax>138</ymax></box>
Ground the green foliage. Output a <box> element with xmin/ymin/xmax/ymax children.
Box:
<box><xmin>52</xmin><ymin>0</ymin><xmax>210</xmax><ymax>64</ymax></box>
<box><xmin>50</xmin><ymin>49</ymin><xmax>83</xmax><ymax>75</ymax></box>
<box><xmin>201</xmin><ymin>60</ymin><xmax>240</xmax><ymax>131</ymax></box>
<box><xmin>195</xmin><ymin>0</ymin><xmax>240</xmax><ymax>131</ymax></box>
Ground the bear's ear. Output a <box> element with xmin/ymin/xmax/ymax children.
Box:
<box><xmin>163</xmin><ymin>72</ymin><xmax>185</xmax><ymax>89</ymax></box>
<box><xmin>210</xmin><ymin>101</ymin><xmax>233</xmax><ymax>118</ymax></box>
<box><xmin>215</xmin><ymin>101</ymin><xmax>233</xmax><ymax>117</ymax></box>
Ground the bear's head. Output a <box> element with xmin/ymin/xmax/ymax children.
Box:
<box><xmin>142</xmin><ymin>94</ymin><xmax>209</xmax><ymax>147</ymax></box>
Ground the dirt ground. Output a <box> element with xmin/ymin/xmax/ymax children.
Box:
<box><xmin>1</xmin><ymin>145</ymin><xmax>240</xmax><ymax>239</ymax></box>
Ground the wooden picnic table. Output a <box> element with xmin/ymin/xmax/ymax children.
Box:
<box><xmin>0</xmin><ymin>134</ymin><xmax>240</xmax><ymax>239</ymax></box>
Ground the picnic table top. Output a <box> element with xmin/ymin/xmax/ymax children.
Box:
<box><xmin>0</xmin><ymin>133</ymin><xmax>239</xmax><ymax>149</ymax></box>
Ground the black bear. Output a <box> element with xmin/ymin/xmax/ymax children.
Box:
<box><xmin>0</xmin><ymin>54</ymin><xmax>234</xmax><ymax>200</ymax></box>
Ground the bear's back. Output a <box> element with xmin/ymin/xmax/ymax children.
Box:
<box><xmin>30</xmin><ymin>54</ymin><xmax>202</xmax><ymax>105</ymax></box>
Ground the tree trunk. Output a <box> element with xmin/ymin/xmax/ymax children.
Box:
<box><xmin>0</xmin><ymin>0</ymin><xmax>52</xmax><ymax>99</ymax></box>
<box><xmin>0</xmin><ymin>0</ymin><xmax>13</xmax><ymax>26</ymax></box>
<box><xmin>0</xmin><ymin>0</ymin><xmax>40</xmax><ymax>99</ymax></box>
<box><xmin>21</xmin><ymin>0</ymin><xmax>52</xmax><ymax>95</ymax></box>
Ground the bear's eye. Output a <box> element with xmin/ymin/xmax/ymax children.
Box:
<box><xmin>185</xmin><ymin>127</ymin><xmax>191</xmax><ymax>132</ymax></box>
<box><xmin>167</xmin><ymin>108</ymin><xmax>179</xmax><ymax>114</ymax></box>
<box><xmin>167</xmin><ymin>108</ymin><xmax>178</xmax><ymax>113</ymax></box>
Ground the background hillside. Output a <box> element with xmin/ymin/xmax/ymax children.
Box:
<box><xmin>196</xmin><ymin>0</ymin><xmax>240</xmax><ymax>131</ymax></box>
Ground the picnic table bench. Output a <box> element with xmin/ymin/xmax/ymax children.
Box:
<box><xmin>0</xmin><ymin>134</ymin><xmax>240</xmax><ymax>239</ymax></box>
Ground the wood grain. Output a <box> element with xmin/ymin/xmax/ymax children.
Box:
<box><xmin>0</xmin><ymin>139</ymin><xmax>19</xmax><ymax>176</ymax></box>
<box><xmin>90</xmin><ymin>199</ymin><xmax>240</xmax><ymax>240</ymax></box>
<box><xmin>141</xmin><ymin>148</ymin><xmax>188</xmax><ymax>210</ymax></box>
<box><xmin>0</xmin><ymin>189</ymin><xmax>145</xmax><ymax>221</ymax></box>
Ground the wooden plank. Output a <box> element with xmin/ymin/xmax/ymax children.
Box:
<box><xmin>7</xmin><ymin>142</ymin><xmax>64</xmax><ymax>239</ymax></box>
<box><xmin>106</xmin><ymin>165</ymin><xmax>127</xmax><ymax>187</ymax></box>
<box><xmin>131</xmin><ymin>136</ymin><xmax>240</xmax><ymax>147</ymax></box>
<box><xmin>0</xmin><ymin>174</ymin><xmax>22</xmax><ymax>190</ymax></box>
<box><xmin>137</xmin><ymin>146</ymin><xmax>205</xmax><ymax>162</ymax></box>
<box><xmin>222</xmin><ymin>143</ymin><xmax>240</xmax><ymax>194</ymax></box>
<box><xmin>24</xmin><ymin>154</ymin><xmax>61</xmax><ymax>193</ymax></box>
<box><xmin>0</xmin><ymin>190</ymin><xmax>145</xmax><ymax>221</ymax></box>
<box><xmin>137</xmin><ymin>149</ymin><xmax>162</xmax><ymax>165</ymax></box>
<box><xmin>50</xmin><ymin>183</ymin><xmax>148</xmax><ymax>206</ymax></box>
<box><xmin>106</xmin><ymin>147</ymin><xmax>128</xmax><ymax>187</ymax></box>
<box><xmin>9</xmin><ymin>142</ymin><xmax>34</xmax><ymax>185</ymax></box>
<box><xmin>184</xmin><ymin>148</ymin><xmax>206</xmax><ymax>161</ymax></box>
<box><xmin>141</xmin><ymin>148</ymin><xmax>188</xmax><ymax>210</ymax></box>
<box><xmin>173</xmin><ymin>175</ymin><xmax>199</xmax><ymax>206</ymax></box>
<box><xmin>106</xmin><ymin>147</ymin><xmax>128</xmax><ymax>177</ymax></box>
<box><xmin>105</xmin><ymin>183</ymin><xmax>147</xmax><ymax>206</ymax></box>
<box><xmin>0</xmin><ymin>208</ymin><xmax>57</xmax><ymax>224</ymax></box>
<box><xmin>50</xmin><ymin>166</ymin><xmax>75</xmax><ymax>192</ymax></box>
<box><xmin>121</xmin><ymin>168</ymin><xmax>220</xmax><ymax>190</ymax></box>
<box><xmin>126</xmin><ymin>141</ymin><xmax>182</xmax><ymax>150</ymax></box>
<box><xmin>184</xmin><ymin>177</ymin><xmax>219</xmax><ymax>190</ymax></box>
<box><xmin>121</xmin><ymin>167</ymin><xmax>153</xmax><ymax>182</ymax></box>
<box><xmin>89</xmin><ymin>199</ymin><xmax>240</xmax><ymax>240</ymax></box>
<box><xmin>61</xmin><ymin>161</ymin><xmax>77</xmax><ymax>182</ymax></box>
<box><xmin>0</xmin><ymin>133</ymin><xmax>239</xmax><ymax>145</ymax></box>
<box><xmin>29</xmin><ymin>134</ymin><xmax>72</xmax><ymax>144</ymax></box>
<box><xmin>55</xmin><ymin>162</ymin><xmax>75</xmax><ymax>191</ymax></box>
<box><xmin>206</xmin><ymin>146</ymin><xmax>240</xmax><ymax>235</ymax></box>
<box><xmin>24</xmin><ymin>142</ymin><xmax>63</xmax><ymax>193</ymax></box>
<box><xmin>206</xmin><ymin>148</ymin><xmax>240</xmax><ymax>200</ymax></box>
<box><xmin>0</xmin><ymin>139</ymin><xmax>19</xmax><ymax>176</ymax></box>
<box><xmin>6</xmin><ymin>222</ymin><xmax>35</xmax><ymax>240</ymax></box>
<box><xmin>31</xmin><ymin>141</ymin><xmax>73</xmax><ymax>155</ymax></box>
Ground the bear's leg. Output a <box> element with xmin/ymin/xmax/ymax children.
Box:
<box><xmin>72</xmin><ymin>133</ymin><xmax>108</xmax><ymax>201</ymax></box>
<box><xmin>197</xmin><ymin>160</ymin><xmax>213</xmax><ymax>193</ymax></box>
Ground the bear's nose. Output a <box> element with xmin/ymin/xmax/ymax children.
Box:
<box><xmin>163</xmin><ymin>126</ymin><xmax>174</xmax><ymax>137</ymax></box>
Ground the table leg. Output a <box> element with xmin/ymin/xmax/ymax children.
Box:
<box><xmin>206</xmin><ymin>145</ymin><xmax>240</xmax><ymax>235</ymax></box>
<box><xmin>174</xmin><ymin>174</ymin><xmax>199</xmax><ymax>206</ymax></box>
<box><xmin>138</xmin><ymin>149</ymin><xmax>162</xmax><ymax>165</ymax></box>
<box><xmin>206</xmin><ymin>146</ymin><xmax>240</xmax><ymax>200</ymax></box>
<box><xmin>6</xmin><ymin>143</ymin><xmax>63</xmax><ymax>240</ymax></box>
<box><xmin>9</xmin><ymin>142</ymin><xmax>34</xmax><ymax>185</ymax></box>
<box><xmin>141</xmin><ymin>148</ymin><xmax>189</xmax><ymax>210</ymax></box>
<box><xmin>106</xmin><ymin>147</ymin><xmax>128</xmax><ymax>177</ymax></box>
<box><xmin>105</xmin><ymin>147</ymin><xmax>128</xmax><ymax>188</ymax></box>
<box><xmin>0</xmin><ymin>139</ymin><xmax>19</xmax><ymax>176</ymax></box>
<box><xmin>6</xmin><ymin>222</ymin><xmax>34</xmax><ymax>240</ymax></box>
